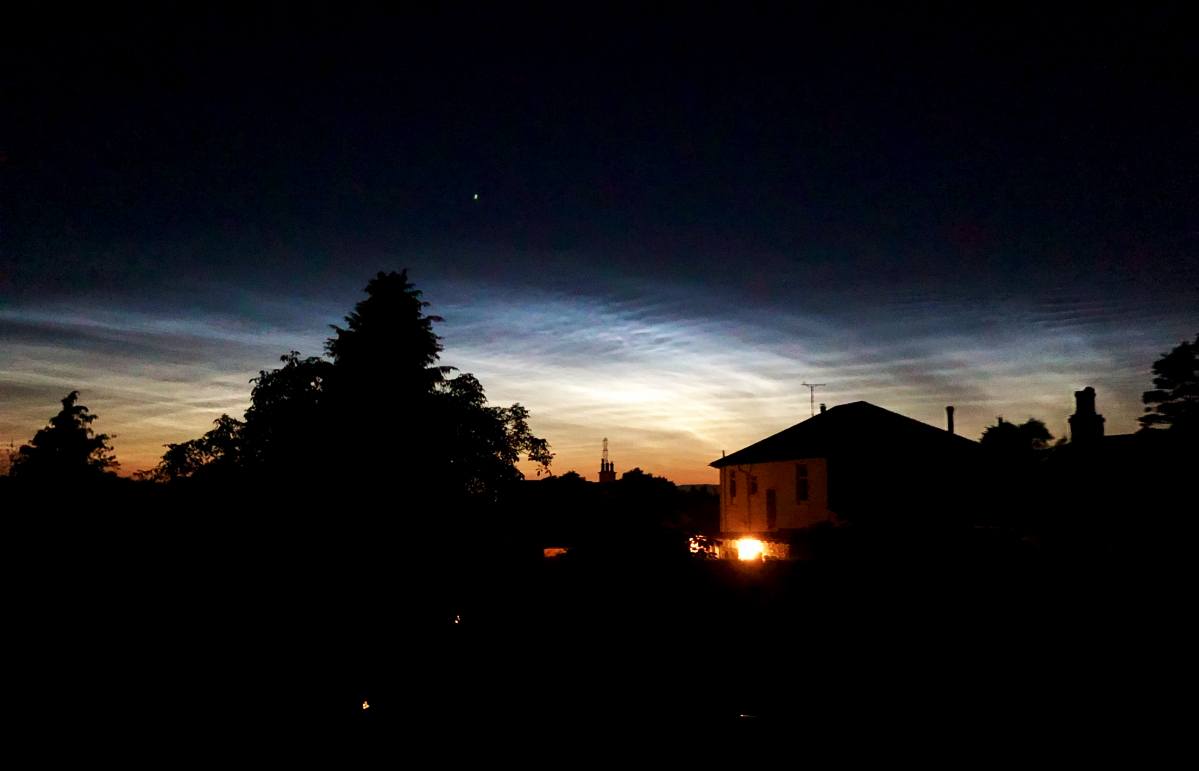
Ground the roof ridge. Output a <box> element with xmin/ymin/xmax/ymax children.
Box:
<box><xmin>710</xmin><ymin>400</ymin><xmax>976</xmax><ymax>467</ymax></box>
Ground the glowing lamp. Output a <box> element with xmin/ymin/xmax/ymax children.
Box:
<box><xmin>736</xmin><ymin>537</ymin><xmax>765</xmax><ymax>561</ymax></box>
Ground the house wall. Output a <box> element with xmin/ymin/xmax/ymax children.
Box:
<box><xmin>719</xmin><ymin>458</ymin><xmax>832</xmax><ymax>534</ymax></box>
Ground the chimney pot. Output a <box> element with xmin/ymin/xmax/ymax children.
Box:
<box><xmin>819</xmin><ymin>403</ymin><xmax>827</xmax><ymax>413</ymax></box>
<box><xmin>1074</xmin><ymin>386</ymin><xmax>1097</xmax><ymax>416</ymax></box>
<box><xmin>946</xmin><ymin>405</ymin><xmax>955</xmax><ymax>434</ymax></box>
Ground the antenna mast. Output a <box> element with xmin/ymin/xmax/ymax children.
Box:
<box><xmin>598</xmin><ymin>437</ymin><xmax>616</xmax><ymax>483</ymax></box>
<box><xmin>801</xmin><ymin>382</ymin><xmax>826</xmax><ymax>417</ymax></box>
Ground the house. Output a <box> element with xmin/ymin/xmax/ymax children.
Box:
<box><xmin>710</xmin><ymin>401</ymin><xmax>979</xmax><ymax>556</ymax></box>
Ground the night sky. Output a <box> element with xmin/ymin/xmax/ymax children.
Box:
<box><xmin>3</xmin><ymin>4</ymin><xmax>1196</xmax><ymax>482</ymax></box>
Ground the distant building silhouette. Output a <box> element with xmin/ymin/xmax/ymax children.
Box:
<box><xmin>1068</xmin><ymin>386</ymin><xmax>1105</xmax><ymax>445</ymax></box>
<box><xmin>598</xmin><ymin>437</ymin><xmax>616</xmax><ymax>483</ymax></box>
<box><xmin>1046</xmin><ymin>385</ymin><xmax>1188</xmax><ymax>557</ymax></box>
<box><xmin>1055</xmin><ymin>385</ymin><xmax>1167</xmax><ymax>459</ymax></box>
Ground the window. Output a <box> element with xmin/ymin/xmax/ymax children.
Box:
<box><xmin>729</xmin><ymin>473</ymin><xmax>736</xmax><ymax>499</ymax></box>
<box><xmin>766</xmin><ymin>489</ymin><xmax>777</xmax><ymax>529</ymax></box>
<box><xmin>750</xmin><ymin>475</ymin><xmax>758</xmax><ymax>495</ymax></box>
<box><xmin>796</xmin><ymin>464</ymin><xmax>809</xmax><ymax>503</ymax></box>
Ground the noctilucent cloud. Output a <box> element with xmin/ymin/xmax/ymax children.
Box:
<box><xmin>2</xmin><ymin>254</ymin><xmax>1191</xmax><ymax>482</ymax></box>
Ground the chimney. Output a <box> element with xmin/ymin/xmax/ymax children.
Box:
<box><xmin>1068</xmin><ymin>386</ymin><xmax>1105</xmax><ymax>445</ymax></box>
<box><xmin>819</xmin><ymin>403</ymin><xmax>827</xmax><ymax>414</ymax></box>
<box><xmin>1074</xmin><ymin>386</ymin><xmax>1096</xmax><ymax>416</ymax></box>
<box><xmin>946</xmin><ymin>406</ymin><xmax>955</xmax><ymax>434</ymax></box>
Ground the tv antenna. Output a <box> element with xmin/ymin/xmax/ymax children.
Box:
<box><xmin>801</xmin><ymin>382</ymin><xmax>826</xmax><ymax>417</ymax></box>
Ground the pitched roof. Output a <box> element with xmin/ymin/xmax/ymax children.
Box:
<box><xmin>710</xmin><ymin>401</ymin><xmax>978</xmax><ymax>468</ymax></box>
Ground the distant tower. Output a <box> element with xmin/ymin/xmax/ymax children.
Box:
<box><xmin>1068</xmin><ymin>386</ymin><xmax>1106</xmax><ymax>445</ymax></box>
<box><xmin>598</xmin><ymin>437</ymin><xmax>616</xmax><ymax>483</ymax></box>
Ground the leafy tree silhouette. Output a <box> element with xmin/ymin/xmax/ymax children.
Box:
<box><xmin>977</xmin><ymin>416</ymin><xmax>1055</xmax><ymax>530</ymax></box>
<box><xmin>1139</xmin><ymin>333</ymin><xmax>1199</xmax><ymax>434</ymax></box>
<box><xmin>240</xmin><ymin>352</ymin><xmax>331</xmax><ymax>475</ymax></box>
<box><xmin>142</xmin><ymin>414</ymin><xmax>244</xmax><ymax>482</ymax></box>
<box><xmin>433</xmin><ymin>373</ymin><xmax>552</xmax><ymax>499</ymax></box>
<box><xmin>980</xmin><ymin>417</ymin><xmax>1053</xmax><ymax>456</ymax></box>
<box><xmin>11</xmin><ymin>391</ymin><xmax>118</xmax><ymax>480</ymax></box>
<box><xmin>143</xmin><ymin>352</ymin><xmax>329</xmax><ymax>481</ymax></box>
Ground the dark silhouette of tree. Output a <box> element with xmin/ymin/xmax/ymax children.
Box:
<box><xmin>619</xmin><ymin>467</ymin><xmax>654</xmax><ymax>482</ymax></box>
<box><xmin>146</xmin><ymin>270</ymin><xmax>552</xmax><ymax>500</ymax></box>
<box><xmin>142</xmin><ymin>352</ymin><xmax>328</xmax><ymax>481</ymax></box>
<box><xmin>1139</xmin><ymin>333</ymin><xmax>1199</xmax><ymax>434</ymax></box>
<box><xmin>980</xmin><ymin>417</ymin><xmax>1053</xmax><ymax>456</ymax></box>
<box><xmin>977</xmin><ymin>416</ymin><xmax>1054</xmax><ymax>531</ymax></box>
<box><xmin>613</xmin><ymin>468</ymin><xmax>687</xmax><ymax>531</ymax></box>
<box><xmin>322</xmin><ymin>271</ymin><xmax>453</xmax><ymax>485</ymax></box>
<box><xmin>240</xmin><ymin>352</ymin><xmax>331</xmax><ymax>475</ymax></box>
<box><xmin>433</xmin><ymin>373</ymin><xmax>552</xmax><ymax>500</ymax></box>
<box><xmin>11</xmin><ymin>391</ymin><xmax>118</xmax><ymax>480</ymax></box>
<box><xmin>516</xmin><ymin>465</ymin><xmax>712</xmax><ymax>557</ymax></box>
<box><xmin>326</xmin><ymin>270</ymin><xmax>452</xmax><ymax>400</ymax></box>
<box><xmin>142</xmin><ymin>414</ymin><xmax>244</xmax><ymax>482</ymax></box>
<box><xmin>319</xmin><ymin>270</ymin><xmax>552</xmax><ymax>506</ymax></box>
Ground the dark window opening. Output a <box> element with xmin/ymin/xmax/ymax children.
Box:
<box><xmin>766</xmin><ymin>489</ymin><xmax>777</xmax><ymax>529</ymax></box>
<box><xmin>750</xmin><ymin>475</ymin><xmax>758</xmax><ymax>495</ymax></box>
<box><xmin>730</xmin><ymin>474</ymin><xmax>736</xmax><ymax>498</ymax></box>
<box><xmin>796</xmin><ymin>464</ymin><xmax>809</xmax><ymax>503</ymax></box>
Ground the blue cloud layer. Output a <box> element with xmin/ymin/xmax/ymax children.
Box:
<box><xmin>2</xmin><ymin>263</ymin><xmax>1192</xmax><ymax>481</ymax></box>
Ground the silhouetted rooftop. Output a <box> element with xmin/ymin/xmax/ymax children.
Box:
<box><xmin>1053</xmin><ymin>429</ymin><xmax>1186</xmax><ymax>458</ymax></box>
<box><xmin>710</xmin><ymin>401</ymin><xmax>978</xmax><ymax>468</ymax></box>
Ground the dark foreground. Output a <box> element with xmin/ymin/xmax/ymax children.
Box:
<box><xmin>8</xmin><ymin>510</ymin><xmax>1188</xmax><ymax>758</ymax></box>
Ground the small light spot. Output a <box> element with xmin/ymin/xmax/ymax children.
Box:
<box><xmin>473</xmin><ymin>193</ymin><xmax>479</xmax><ymax>200</ymax></box>
<box><xmin>362</xmin><ymin>700</ymin><xmax>370</xmax><ymax>710</ymax></box>
<box><xmin>453</xmin><ymin>614</ymin><xmax>461</xmax><ymax>624</ymax></box>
